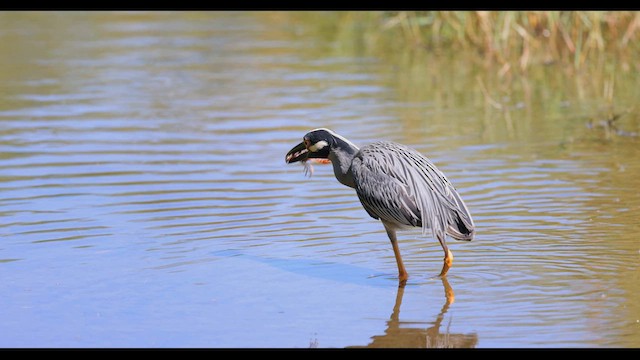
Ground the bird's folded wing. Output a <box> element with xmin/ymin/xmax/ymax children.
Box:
<box><xmin>351</xmin><ymin>142</ymin><xmax>473</xmax><ymax>239</ymax></box>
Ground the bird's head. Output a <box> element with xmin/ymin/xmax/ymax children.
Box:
<box><xmin>285</xmin><ymin>128</ymin><xmax>334</xmax><ymax>164</ymax></box>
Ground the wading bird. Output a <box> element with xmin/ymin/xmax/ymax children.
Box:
<box><xmin>285</xmin><ymin>128</ymin><xmax>474</xmax><ymax>284</ymax></box>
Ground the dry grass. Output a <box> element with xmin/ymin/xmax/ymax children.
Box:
<box><xmin>346</xmin><ymin>11</ymin><xmax>640</xmax><ymax>73</ymax></box>
<box><xmin>264</xmin><ymin>11</ymin><xmax>640</xmax><ymax>131</ymax></box>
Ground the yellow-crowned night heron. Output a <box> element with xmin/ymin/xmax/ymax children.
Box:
<box><xmin>285</xmin><ymin>128</ymin><xmax>475</xmax><ymax>284</ymax></box>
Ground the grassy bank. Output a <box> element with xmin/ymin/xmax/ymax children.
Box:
<box><xmin>265</xmin><ymin>11</ymin><xmax>640</xmax><ymax>135</ymax></box>
<box><xmin>286</xmin><ymin>11</ymin><xmax>640</xmax><ymax>73</ymax></box>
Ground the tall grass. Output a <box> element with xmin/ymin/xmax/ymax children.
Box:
<box><xmin>330</xmin><ymin>11</ymin><xmax>640</xmax><ymax>73</ymax></box>
<box><xmin>262</xmin><ymin>11</ymin><xmax>640</xmax><ymax>135</ymax></box>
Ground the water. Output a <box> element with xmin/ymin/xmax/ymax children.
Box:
<box><xmin>1</xmin><ymin>11</ymin><xmax>639</xmax><ymax>348</ymax></box>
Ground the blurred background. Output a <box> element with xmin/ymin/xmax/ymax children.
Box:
<box><xmin>0</xmin><ymin>11</ymin><xmax>639</xmax><ymax>348</ymax></box>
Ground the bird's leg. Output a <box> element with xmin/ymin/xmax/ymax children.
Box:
<box><xmin>392</xmin><ymin>240</ymin><xmax>409</xmax><ymax>286</ymax></box>
<box><xmin>437</xmin><ymin>235</ymin><xmax>453</xmax><ymax>277</ymax></box>
<box><xmin>384</xmin><ymin>225</ymin><xmax>408</xmax><ymax>286</ymax></box>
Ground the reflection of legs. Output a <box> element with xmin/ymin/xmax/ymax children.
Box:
<box><xmin>431</xmin><ymin>276</ymin><xmax>455</xmax><ymax>344</ymax></box>
<box><xmin>437</xmin><ymin>235</ymin><xmax>453</xmax><ymax>277</ymax></box>
<box><xmin>392</xmin><ymin>278</ymin><xmax>454</xmax><ymax>322</ymax></box>
<box><xmin>390</xmin><ymin>284</ymin><xmax>405</xmax><ymax>323</ymax></box>
<box><xmin>441</xmin><ymin>276</ymin><xmax>455</xmax><ymax>306</ymax></box>
<box><xmin>384</xmin><ymin>224</ymin><xmax>408</xmax><ymax>285</ymax></box>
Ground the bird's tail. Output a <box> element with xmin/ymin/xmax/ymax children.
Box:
<box><xmin>447</xmin><ymin>212</ymin><xmax>475</xmax><ymax>241</ymax></box>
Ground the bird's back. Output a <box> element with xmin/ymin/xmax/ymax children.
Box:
<box><xmin>350</xmin><ymin>141</ymin><xmax>474</xmax><ymax>241</ymax></box>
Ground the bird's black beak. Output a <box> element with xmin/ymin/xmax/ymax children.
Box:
<box><xmin>285</xmin><ymin>141</ymin><xmax>308</xmax><ymax>164</ymax></box>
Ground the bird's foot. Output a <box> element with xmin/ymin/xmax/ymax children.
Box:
<box><xmin>445</xmin><ymin>249</ymin><xmax>453</xmax><ymax>268</ymax></box>
<box><xmin>438</xmin><ymin>250</ymin><xmax>454</xmax><ymax>277</ymax></box>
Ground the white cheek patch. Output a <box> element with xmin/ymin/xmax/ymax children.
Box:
<box><xmin>308</xmin><ymin>140</ymin><xmax>328</xmax><ymax>152</ymax></box>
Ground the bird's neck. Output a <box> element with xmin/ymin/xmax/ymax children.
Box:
<box><xmin>328</xmin><ymin>137</ymin><xmax>359</xmax><ymax>189</ymax></box>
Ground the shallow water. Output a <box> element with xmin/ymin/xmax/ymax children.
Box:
<box><xmin>1</xmin><ymin>11</ymin><xmax>639</xmax><ymax>348</ymax></box>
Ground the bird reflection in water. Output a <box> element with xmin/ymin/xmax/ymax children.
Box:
<box><xmin>352</xmin><ymin>278</ymin><xmax>478</xmax><ymax>348</ymax></box>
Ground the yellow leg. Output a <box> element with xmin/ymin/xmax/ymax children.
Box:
<box><xmin>438</xmin><ymin>248</ymin><xmax>453</xmax><ymax>277</ymax></box>
<box><xmin>391</xmin><ymin>238</ymin><xmax>409</xmax><ymax>285</ymax></box>
<box><xmin>384</xmin><ymin>224</ymin><xmax>408</xmax><ymax>286</ymax></box>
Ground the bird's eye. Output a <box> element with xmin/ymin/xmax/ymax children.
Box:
<box><xmin>304</xmin><ymin>139</ymin><xmax>310</xmax><ymax>148</ymax></box>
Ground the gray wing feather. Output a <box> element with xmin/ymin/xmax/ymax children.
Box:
<box><xmin>352</xmin><ymin>163</ymin><xmax>421</xmax><ymax>227</ymax></box>
<box><xmin>351</xmin><ymin>141</ymin><xmax>474</xmax><ymax>240</ymax></box>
